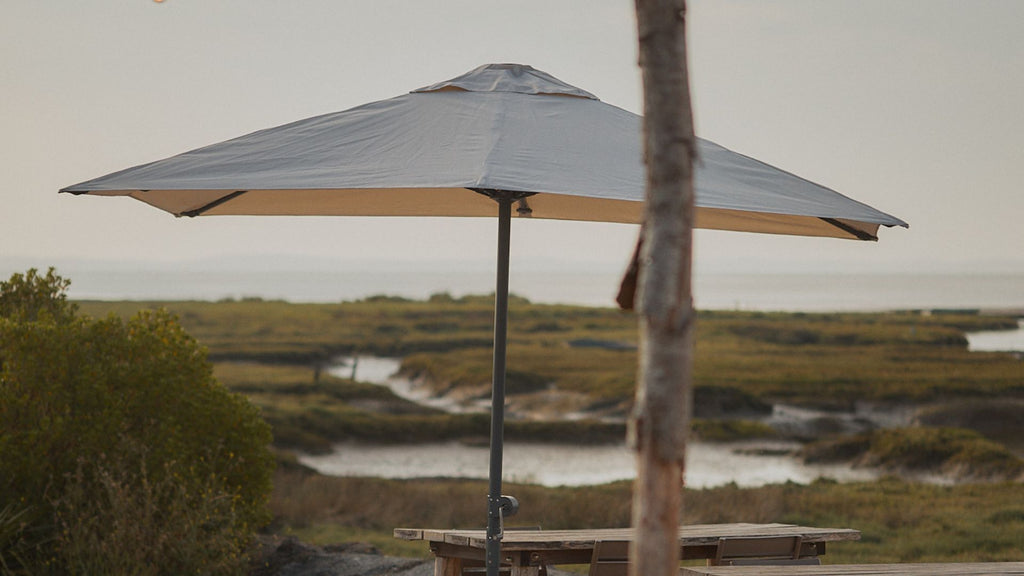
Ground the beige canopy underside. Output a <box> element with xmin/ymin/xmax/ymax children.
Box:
<box><xmin>90</xmin><ymin>187</ymin><xmax>880</xmax><ymax>240</ymax></box>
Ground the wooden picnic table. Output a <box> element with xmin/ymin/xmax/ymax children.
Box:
<box><xmin>681</xmin><ymin>563</ymin><xmax>1024</xmax><ymax>576</ymax></box>
<box><xmin>395</xmin><ymin>523</ymin><xmax>861</xmax><ymax>576</ymax></box>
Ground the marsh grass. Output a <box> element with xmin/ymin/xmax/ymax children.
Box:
<box><xmin>214</xmin><ymin>359</ymin><xmax>761</xmax><ymax>449</ymax></box>
<box><xmin>915</xmin><ymin>399</ymin><xmax>1024</xmax><ymax>452</ymax></box>
<box><xmin>78</xmin><ymin>296</ymin><xmax>606</xmax><ymax>360</ymax></box>
<box><xmin>268</xmin><ymin>469</ymin><xmax>1024</xmax><ymax>563</ymax></box>
<box><xmin>78</xmin><ymin>299</ymin><xmax>1022</xmax><ymax>409</ymax></box>
<box><xmin>213</xmin><ymin>361</ymin><xmax>628</xmax><ymax>451</ymax></box>
<box><xmin>19</xmin><ymin>456</ymin><xmax>254</xmax><ymax>576</ymax></box>
<box><xmin>802</xmin><ymin>427</ymin><xmax>1024</xmax><ymax>481</ymax></box>
<box><xmin>692</xmin><ymin>419</ymin><xmax>777</xmax><ymax>441</ymax></box>
<box><xmin>781</xmin><ymin>479</ymin><xmax>1024</xmax><ymax>562</ymax></box>
<box><xmin>0</xmin><ymin>504</ymin><xmax>36</xmax><ymax>575</ymax></box>
<box><xmin>81</xmin><ymin>298</ymin><xmax>1024</xmax><ymax>463</ymax></box>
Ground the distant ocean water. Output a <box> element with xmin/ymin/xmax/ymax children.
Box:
<box><xmin>50</xmin><ymin>264</ymin><xmax>1024</xmax><ymax>313</ymax></box>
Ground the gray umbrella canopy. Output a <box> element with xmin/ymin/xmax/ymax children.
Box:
<box><xmin>61</xmin><ymin>63</ymin><xmax>905</xmax><ymax>576</ymax></box>
<box><xmin>61</xmin><ymin>63</ymin><xmax>906</xmax><ymax>239</ymax></box>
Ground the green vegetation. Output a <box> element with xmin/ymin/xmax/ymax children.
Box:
<box><xmin>78</xmin><ymin>294</ymin><xmax>1024</xmax><ymax>470</ymax></box>
<box><xmin>692</xmin><ymin>419</ymin><xmax>777</xmax><ymax>442</ymax></box>
<box><xmin>693</xmin><ymin>310</ymin><xmax>1022</xmax><ymax>409</ymax></box>
<box><xmin>804</xmin><ymin>427</ymin><xmax>1023</xmax><ymax>481</ymax></box>
<box><xmin>78</xmin><ymin>298</ymin><xmax>1023</xmax><ymax>410</ymax></box>
<box><xmin>213</xmin><ymin>360</ymin><xmax>771</xmax><ymax>449</ymax></box>
<box><xmin>3</xmin><ymin>270</ymin><xmax>1019</xmax><ymax>571</ymax></box>
<box><xmin>270</xmin><ymin>469</ymin><xmax>1024</xmax><ymax>563</ymax></box>
<box><xmin>7</xmin><ymin>269</ymin><xmax>1019</xmax><ymax>573</ymax></box>
<box><xmin>914</xmin><ymin>399</ymin><xmax>1024</xmax><ymax>451</ymax></box>
<box><xmin>214</xmin><ymin>362</ymin><xmax>625</xmax><ymax>452</ymax></box>
<box><xmin>78</xmin><ymin>293</ymin><xmax>579</xmax><ymax>362</ymax></box>
<box><xmin>0</xmin><ymin>270</ymin><xmax>275</xmax><ymax>576</ymax></box>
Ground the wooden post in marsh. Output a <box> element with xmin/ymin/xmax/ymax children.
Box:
<box><xmin>630</xmin><ymin>1</ymin><xmax>696</xmax><ymax>576</ymax></box>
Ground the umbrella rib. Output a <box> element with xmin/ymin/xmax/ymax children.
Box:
<box><xmin>819</xmin><ymin>217</ymin><xmax>878</xmax><ymax>241</ymax></box>
<box><xmin>179</xmin><ymin>190</ymin><xmax>249</xmax><ymax>218</ymax></box>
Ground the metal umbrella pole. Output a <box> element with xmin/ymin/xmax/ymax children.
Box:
<box><xmin>478</xmin><ymin>190</ymin><xmax>530</xmax><ymax>576</ymax></box>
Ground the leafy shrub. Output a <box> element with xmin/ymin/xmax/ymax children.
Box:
<box><xmin>0</xmin><ymin>268</ymin><xmax>75</xmax><ymax>324</ymax></box>
<box><xmin>0</xmin><ymin>269</ymin><xmax>275</xmax><ymax>575</ymax></box>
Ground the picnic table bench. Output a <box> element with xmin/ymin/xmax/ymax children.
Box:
<box><xmin>395</xmin><ymin>523</ymin><xmax>861</xmax><ymax>576</ymax></box>
<box><xmin>682</xmin><ymin>562</ymin><xmax>1024</xmax><ymax>575</ymax></box>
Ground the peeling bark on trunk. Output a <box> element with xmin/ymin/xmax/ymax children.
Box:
<box><xmin>630</xmin><ymin>1</ymin><xmax>697</xmax><ymax>576</ymax></box>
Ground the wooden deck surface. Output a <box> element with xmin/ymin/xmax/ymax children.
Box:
<box><xmin>681</xmin><ymin>563</ymin><xmax>1024</xmax><ymax>576</ymax></box>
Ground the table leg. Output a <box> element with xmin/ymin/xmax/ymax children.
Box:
<box><xmin>435</xmin><ymin>556</ymin><xmax>464</xmax><ymax>576</ymax></box>
<box><xmin>507</xmin><ymin>550</ymin><xmax>544</xmax><ymax>576</ymax></box>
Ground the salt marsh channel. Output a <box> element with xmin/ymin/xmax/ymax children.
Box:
<box><xmin>297</xmin><ymin>357</ymin><xmax>883</xmax><ymax>488</ymax></box>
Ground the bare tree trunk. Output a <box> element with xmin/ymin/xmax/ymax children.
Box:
<box><xmin>630</xmin><ymin>2</ymin><xmax>696</xmax><ymax>576</ymax></box>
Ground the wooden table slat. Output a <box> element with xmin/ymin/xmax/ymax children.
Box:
<box><xmin>396</xmin><ymin>523</ymin><xmax>863</xmax><ymax>576</ymax></box>
<box><xmin>395</xmin><ymin>523</ymin><xmax>860</xmax><ymax>550</ymax></box>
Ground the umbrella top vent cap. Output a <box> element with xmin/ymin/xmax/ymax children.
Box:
<box><xmin>413</xmin><ymin>63</ymin><xmax>599</xmax><ymax>100</ymax></box>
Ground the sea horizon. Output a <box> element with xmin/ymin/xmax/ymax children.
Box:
<box><xmin>4</xmin><ymin>257</ymin><xmax>1022</xmax><ymax>314</ymax></box>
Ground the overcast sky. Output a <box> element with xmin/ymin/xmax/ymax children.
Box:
<box><xmin>3</xmin><ymin>1</ymin><xmax>1022</xmax><ymax>285</ymax></box>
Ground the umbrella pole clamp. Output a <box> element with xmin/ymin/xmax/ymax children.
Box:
<box><xmin>488</xmin><ymin>494</ymin><xmax>520</xmax><ymax>542</ymax></box>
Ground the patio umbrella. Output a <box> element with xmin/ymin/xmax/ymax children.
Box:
<box><xmin>61</xmin><ymin>63</ymin><xmax>907</xmax><ymax>575</ymax></box>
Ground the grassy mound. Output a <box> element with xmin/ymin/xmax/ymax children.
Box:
<box><xmin>802</xmin><ymin>427</ymin><xmax>1024</xmax><ymax>482</ymax></box>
